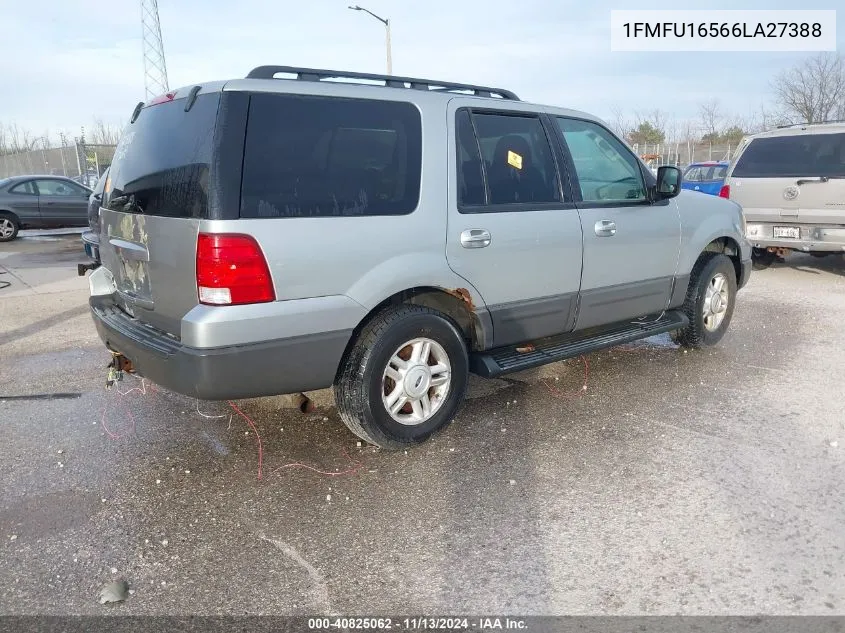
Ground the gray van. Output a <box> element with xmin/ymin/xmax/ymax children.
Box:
<box><xmin>88</xmin><ymin>66</ymin><xmax>751</xmax><ymax>448</ymax></box>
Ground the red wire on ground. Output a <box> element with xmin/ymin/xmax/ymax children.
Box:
<box><xmin>227</xmin><ymin>400</ymin><xmax>264</xmax><ymax>481</ymax></box>
<box><xmin>100</xmin><ymin>397</ymin><xmax>137</xmax><ymax>440</ymax></box>
<box><xmin>272</xmin><ymin>448</ymin><xmax>364</xmax><ymax>478</ymax></box>
<box><xmin>542</xmin><ymin>355</ymin><xmax>589</xmax><ymax>400</ymax></box>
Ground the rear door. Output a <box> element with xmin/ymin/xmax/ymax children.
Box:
<box><xmin>445</xmin><ymin>102</ymin><xmax>583</xmax><ymax>348</ymax></box>
<box><xmin>728</xmin><ymin>131</ymin><xmax>845</xmax><ymax>229</ymax></box>
<box><xmin>99</xmin><ymin>90</ymin><xmax>221</xmax><ymax>336</ymax></box>
<box><xmin>34</xmin><ymin>179</ymin><xmax>90</xmax><ymax>225</ymax></box>
<box><xmin>553</xmin><ymin>116</ymin><xmax>681</xmax><ymax>330</ymax></box>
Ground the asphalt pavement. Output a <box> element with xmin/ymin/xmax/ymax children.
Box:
<box><xmin>0</xmin><ymin>233</ymin><xmax>843</xmax><ymax>615</ymax></box>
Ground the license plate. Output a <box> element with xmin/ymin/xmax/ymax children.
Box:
<box><xmin>773</xmin><ymin>226</ymin><xmax>800</xmax><ymax>239</ymax></box>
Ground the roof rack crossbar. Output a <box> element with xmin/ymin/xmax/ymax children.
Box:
<box><xmin>776</xmin><ymin>119</ymin><xmax>845</xmax><ymax>128</ymax></box>
<box><xmin>245</xmin><ymin>65</ymin><xmax>520</xmax><ymax>100</ymax></box>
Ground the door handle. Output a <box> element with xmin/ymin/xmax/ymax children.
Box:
<box><xmin>460</xmin><ymin>229</ymin><xmax>491</xmax><ymax>248</ymax></box>
<box><xmin>594</xmin><ymin>220</ymin><xmax>616</xmax><ymax>237</ymax></box>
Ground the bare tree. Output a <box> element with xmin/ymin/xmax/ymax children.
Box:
<box><xmin>89</xmin><ymin>119</ymin><xmax>122</xmax><ymax>145</ymax></box>
<box><xmin>698</xmin><ymin>99</ymin><xmax>722</xmax><ymax>140</ymax></box>
<box><xmin>608</xmin><ymin>104</ymin><xmax>630</xmax><ymax>138</ymax></box>
<box><xmin>773</xmin><ymin>52</ymin><xmax>845</xmax><ymax>124</ymax></box>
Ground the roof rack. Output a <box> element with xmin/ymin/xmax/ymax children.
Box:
<box><xmin>776</xmin><ymin>119</ymin><xmax>845</xmax><ymax>128</ymax></box>
<box><xmin>245</xmin><ymin>65</ymin><xmax>520</xmax><ymax>100</ymax></box>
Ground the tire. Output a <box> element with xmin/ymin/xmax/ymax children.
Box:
<box><xmin>333</xmin><ymin>304</ymin><xmax>469</xmax><ymax>449</ymax></box>
<box><xmin>671</xmin><ymin>253</ymin><xmax>738</xmax><ymax>349</ymax></box>
<box><xmin>751</xmin><ymin>247</ymin><xmax>775</xmax><ymax>270</ymax></box>
<box><xmin>0</xmin><ymin>213</ymin><xmax>19</xmax><ymax>242</ymax></box>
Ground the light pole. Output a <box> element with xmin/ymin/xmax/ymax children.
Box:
<box><xmin>348</xmin><ymin>5</ymin><xmax>392</xmax><ymax>75</ymax></box>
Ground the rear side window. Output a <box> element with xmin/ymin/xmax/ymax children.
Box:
<box><xmin>240</xmin><ymin>94</ymin><xmax>422</xmax><ymax>218</ymax></box>
<box><xmin>106</xmin><ymin>93</ymin><xmax>219</xmax><ymax>218</ymax></box>
<box><xmin>732</xmin><ymin>133</ymin><xmax>845</xmax><ymax>178</ymax></box>
<box><xmin>9</xmin><ymin>181</ymin><xmax>36</xmax><ymax>195</ymax></box>
<box><xmin>466</xmin><ymin>112</ymin><xmax>561</xmax><ymax>206</ymax></box>
<box><xmin>684</xmin><ymin>166</ymin><xmax>703</xmax><ymax>182</ymax></box>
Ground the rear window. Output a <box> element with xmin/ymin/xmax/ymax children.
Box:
<box><xmin>240</xmin><ymin>93</ymin><xmax>422</xmax><ymax>218</ymax></box>
<box><xmin>732</xmin><ymin>133</ymin><xmax>845</xmax><ymax>178</ymax></box>
<box><xmin>105</xmin><ymin>93</ymin><xmax>219</xmax><ymax>217</ymax></box>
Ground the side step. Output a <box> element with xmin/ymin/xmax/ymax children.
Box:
<box><xmin>470</xmin><ymin>310</ymin><xmax>689</xmax><ymax>377</ymax></box>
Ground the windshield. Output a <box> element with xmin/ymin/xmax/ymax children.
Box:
<box><xmin>732</xmin><ymin>133</ymin><xmax>845</xmax><ymax>178</ymax></box>
<box><xmin>105</xmin><ymin>93</ymin><xmax>219</xmax><ymax>217</ymax></box>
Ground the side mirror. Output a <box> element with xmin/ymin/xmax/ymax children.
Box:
<box><xmin>656</xmin><ymin>166</ymin><xmax>682</xmax><ymax>199</ymax></box>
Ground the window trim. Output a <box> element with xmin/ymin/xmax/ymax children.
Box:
<box><xmin>455</xmin><ymin>107</ymin><xmax>575</xmax><ymax>215</ymax></box>
<box><xmin>551</xmin><ymin>115</ymin><xmax>660</xmax><ymax>209</ymax></box>
<box><xmin>9</xmin><ymin>180</ymin><xmax>36</xmax><ymax>196</ymax></box>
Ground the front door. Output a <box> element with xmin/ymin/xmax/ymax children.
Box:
<box><xmin>445</xmin><ymin>102</ymin><xmax>583</xmax><ymax>348</ymax></box>
<box><xmin>552</xmin><ymin>116</ymin><xmax>681</xmax><ymax>330</ymax></box>
<box><xmin>34</xmin><ymin>179</ymin><xmax>90</xmax><ymax>227</ymax></box>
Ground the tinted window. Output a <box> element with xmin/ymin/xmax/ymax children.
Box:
<box><xmin>732</xmin><ymin>133</ymin><xmax>845</xmax><ymax>178</ymax></box>
<box><xmin>9</xmin><ymin>181</ymin><xmax>36</xmax><ymax>195</ymax></box>
<box><xmin>469</xmin><ymin>112</ymin><xmax>560</xmax><ymax>205</ymax></box>
<box><xmin>35</xmin><ymin>179</ymin><xmax>87</xmax><ymax>196</ymax></box>
<box><xmin>557</xmin><ymin>117</ymin><xmax>646</xmax><ymax>203</ymax></box>
<box><xmin>456</xmin><ymin>110</ymin><xmax>485</xmax><ymax>206</ymax></box>
<box><xmin>106</xmin><ymin>93</ymin><xmax>219</xmax><ymax>217</ymax></box>
<box><xmin>240</xmin><ymin>94</ymin><xmax>422</xmax><ymax>218</ymax></box>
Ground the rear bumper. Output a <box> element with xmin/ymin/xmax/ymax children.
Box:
<box><xmin>90</xmin><ymin>295</ymin><xmax>352</xmax><ymax>400</ymax></box>
<box><xmin>746</xmin><ymin>223</ymin><xmax>845</xmax><ymax>252</ymax></box>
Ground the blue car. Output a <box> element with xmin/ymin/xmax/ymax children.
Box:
<box><xmin>681</xmin><ymin>161</ymin><xmax>729</xmax><ymax>196</ymax></box>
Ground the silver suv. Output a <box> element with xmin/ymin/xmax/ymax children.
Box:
<box><xmin>723</xmin><ymin>121</ymin><xmax>845</xmax><ymax>269</ymax></box>
<box><xmin>88</xmin><ymin>66</ymin><xmax>752</xmax><ymax>448</ymax></box>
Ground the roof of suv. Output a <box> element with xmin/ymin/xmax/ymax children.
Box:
<box><xmin>155</xmin><ymin>65</ymin><xmax>604</xmax><ymax>128</ymax></box>
<box><xmin>741</xmin><ymin>120</ymin><xmax>845</xmax><ymax>140</ymax></box>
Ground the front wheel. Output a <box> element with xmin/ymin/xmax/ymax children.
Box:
<box><xmin>671</xmin><ymin>253</ymin><xmax>738</xmax><ymax>349</ymax></box>
<box><xmin>334</xmin><ymin>304</ymin><xmax>469</xmax><ymax>449</ymax></box>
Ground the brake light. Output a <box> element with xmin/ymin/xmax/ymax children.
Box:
<box><xmin>196</xmin><ymin>233</ymin><xmax>275</xmax><ymax>306</ymax></box>
<box><xmin>147</xmin><ymin>91</ymin><xmax>177</xmax><ymax>106</ymax></box>
<box><xmin>719</xmin><ymin>184</ymin><xmax>730</xmax><ymax>199</ymax></box>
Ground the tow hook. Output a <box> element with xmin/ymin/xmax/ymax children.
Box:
<box><xmin>78</xmin><ymin>262</ymin><xmax>100</xmax><ymax>277</ymax></box>
<box><xmin>106</xmin><ymin>353</ymin><xmax>134</xmax><ymax>389</ymax></box>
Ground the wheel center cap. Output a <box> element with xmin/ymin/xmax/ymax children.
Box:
<box><xmin>710</xmin><ymin>295</ymin><xmax>722</xmax><ymax>312</ymax></box>
<box><xmin>404</xmin><ymin>365</ymin><xmax>431</xmax><ymax>398</ymax></box>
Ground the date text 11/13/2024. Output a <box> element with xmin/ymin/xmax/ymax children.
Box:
<box><xmin>307</xmin><ymin>617</ymin><xmax>528</xmax><ymax>630</ymax></box>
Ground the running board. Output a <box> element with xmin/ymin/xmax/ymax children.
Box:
<box><xmin>470</xmin><ymin>311</ymin><xmax>688</xmax><ymax>377</ymax></box>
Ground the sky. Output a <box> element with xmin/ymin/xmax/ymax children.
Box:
<box><xmin>0</xmin><ymin>0</ymin><xmax>842</xmax><ymax>140</ymax></box>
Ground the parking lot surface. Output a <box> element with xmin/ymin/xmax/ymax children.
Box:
<box><xmin>1</xmin><ymin>233</ymin><xmax>843</xmax><ymax>615</ymax></box>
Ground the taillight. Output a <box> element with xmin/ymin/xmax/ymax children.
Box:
<box><xmin>719</xmin><ymin>184</ymin><xmax>730</xmax><ymax>199</ymax></box>
<box><xmin>196</xmin><ymin>233</ymin><xmax>275</xmax><ymax>306</ymax></box>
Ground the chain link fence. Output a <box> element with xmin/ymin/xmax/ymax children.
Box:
<box><xmin>631</xmin><ymin>142</ymin><xmax>739</xmax><ymax>169</ymax></box>
<box><xmin>0</xmin><ymin>143</ymin><xmax>116</xmax><ymax>187</ymax></box>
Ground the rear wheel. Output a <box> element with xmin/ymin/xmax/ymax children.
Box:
<box><xmin>751</xmin><ymin>247</ymin><xmax>776</xmax><ymax>270</ymax></box>
<box><xmin>0</xmin><ymin>214</ymin><xmax>19</xmax><ymax>242</ymax></box>
<box><xmin>333</xmin><ymin>304</ymin><xmax>469</xmax><ymax>449</ymax></box>
<box><xmin>671</xmin><ymin>253</ymin><xmax>737</xmax><ymax>349</ymax></box>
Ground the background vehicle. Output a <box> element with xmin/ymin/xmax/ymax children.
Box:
<box><xmin>88</xmin><ymin>66</ymin><xmax>751</xmax><ymax>449</ymax></box>
<box><xmin>0</xmin><ymin>175</ymin><xmax>93</xmax><ymax>242</ymax></box>
<box><xmin>723</xmin><ymin>122</ymin><xmax>845</xmax><ymax>269</ymax></box>
<box><xmin>682</xmin><ymin>160</ymin><xmax>730</xmax><ymax>196</ymax></box>
<box><xmin>80</xmin><ymin>167</ymin><xmax>109</xmax><ymax>269</ymax></box>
